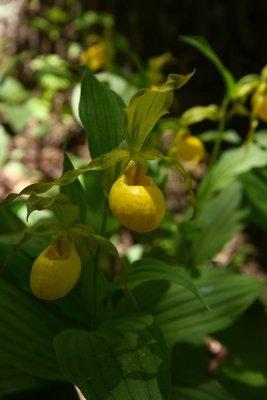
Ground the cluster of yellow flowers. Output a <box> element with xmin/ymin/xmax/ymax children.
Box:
<box><xmin>30</xmin><ymin>136</ymin><xmax>206</xmax><ymax>301</ymax></box>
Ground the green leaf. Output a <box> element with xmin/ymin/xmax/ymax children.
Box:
<box><xmin>180</xmin><ymin>36</ymin><xmax>235</xmax><ymax>97</ymax></box>
<box><xmin>0</xmin><ymin>147</ymin><xmax>130</xmax><ymax>207</ymax></box>
<box><xmin>180</xmin><ymin>105</ymin><xmax>219</xmax><ymax>126</ymax></box>
<box><xmin>0</xmin><ymin>363</ymin><xmax>41</xmax><ymax>396</ymax></box>
<box><xmin>192</xmin><ymin>182</ymin><xmax>245</xmax><ymax>265</ymax></box>
<box><xmin>54</xmin><ymin>315</ymin><xmax>170</xmax><ymax>399</ymax></box>
<box><xmin>26</xmin><ymin>194</ymin><xmax>55</xmax><ymax>220</ymax></box>
<box><xmin>0</xmin><ymin>76</ymin><xmax>29</xmax><ymax>103</ymax></box>
<box><xmin>254</xmin><ymin>129</ymin><xmax>267</xmax><ymax>149</ymax></box>
<box><xmin>79</xmin><ymin>68</ymin><xmax>125</xmax><ymax>158</ymax></box>
<box><xmin>26</xmin><ymin>193</ymin><xmax>79</xmax><ymax>228</ymax></box>
<box><xmin>171</xmin><ymin>341</ymin><xmax>237</xmax><ymax>399</ymax></box>
<box><xmin>0</xmin><ymin>278</ymin><xmax>63</xmax><ymax>380</ymax></box>
<box><xmin>95</xmin><ymin>72</ymin><xmax>137</xmax><ymax>105</ymax></box>
<box><xmin>120</xmin><ymin>268</ymin><xmax>264</xmax><ymax>346</ymax></box>
<box><xmin>121</xmin><ymin>258</ymin><xmax>208</xmax><ymax>309</ymax></box>
<box><xmin>240</xmin><ymin>169</ymin><xmax>267</xmax><ymax>228</ymax></box>
<box><xmin>60</xmin><ymin>153</ymin><xmax>87</xmax><ymax>223</ymax></box>
<box><xmin>0</xmin><ymin>235</ymin><xmax>106</xmax><ymax>330</ymax></box>
<box><xmin>172</xmin><ymin>380</ymin><xmax>236</xmax><ymax>400</ymax></box>
<box><xmin>93</xmin><ymin>234</ymin><xmax>120</xmax><ymax>260</ymax></box>
<box><xmin>198</xmin><ymin>143</ymin><xmax>267</xmax><ymax>206</ymax></box>
<box><xmin>234</xmin><ymin>74</ymin><xmax>261</xmax><ymax>99</ymax></box>
<box><xmin>216</xmin><ymin>303</ymin><xmax>267</xmax><ymax>399</ymax></box>
<box><xmin>0</xmin><ymin>125</ymin><xmax>10</xmax><ymax>166</ymax></box>
<box><xmin>125</xmin><ymin>72</ymin><xmax>195</xmax><ymax>150</ymax></box>
<box><xmin>200</xmin><ymin>130</ymin><xmax>241</xmax><ymax>144</ymax></box>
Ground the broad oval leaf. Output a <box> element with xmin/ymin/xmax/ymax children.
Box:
<box><xmin>54</xmin><ymin>315</ymin><xmax>170</xmax><ymax>400</ymax></box>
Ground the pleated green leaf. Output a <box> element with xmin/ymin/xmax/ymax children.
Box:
<box><xmin>180</xmin><ymin>104</ymin><xmax>219</xmax><ymax>126</ymax></box>
<box><xmin>120</xmin><ymin>268</ymin><xmax>264</xmax><ymax>346</ymax></box>
<box><xmin>240</xmin><ymin>169</ymin><xmax>267</xmax><ymax>229</ymax></box>
<box><xmin>0</xmin><ymin>363</ymin><xmax>41</xmax><ymax>396</ymax></box>
<box><xmin>60</xmin><ymin>152</ymin><xmax>87</xmax><ymax>223</ymax></box>
<box><xmin>198</xmin><ymin>143</ymin><xmax>267</xmax><ymax>206</ymax></box>
<box><xmin>54</xmin><ymin>315</ymin><xmax>170</xmax><ymax>400</ymax></box>
<box><xmin>192</xmin><ymin>182</ymin><xmax>245</xmax><ymax>265</ymax></box>
<box><xmin>79</xmin><ymin>68</ymin><xmax>125</xmax><ymax>158</ymax></box>
<box><xmin>122</xmin><ymin>258</ymin><xmax>208</xmax><ymax>309</ymax></box>
<box><xmin>125</xmin><ymin>72</ymin><xmax>194</xmax><ymax>150</ymax></box>
<box><xmin>0</xmin><ymin>278</ymin><xmax>63</xmax><ymax>380</ymax></box>
<box><xmin>171</xmin><ymin>381</ymin><xmax>236</xmax><ymax>400</ymax></box>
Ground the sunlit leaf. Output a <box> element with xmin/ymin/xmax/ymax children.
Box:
<box><xmin>200</xmin><ymin>130</ymin><xmax>241</xmax><ymax>144</ymax></box>
<box><xmin>254</xmin><ymin>130</ymin><xmax>267</xmax><ymax>149</ymax></box>
<box><xmin>198</xmin><ymin>143</ymin><xmax>267</xmax><ymax>206</ymax></box>
<box><xmin>125</xmin><ymin>72</ymin><xmax>195</xmax><ymax>150</ymax></box>
<box><xmin>180</xmin><ymin>105</ymin><xmax>219</xmax><ymax>126</ymax></box>
<box><xmin>192</xmin><ymin>182</ymin><xmax>246</xmax><ymax>265</ymax></box>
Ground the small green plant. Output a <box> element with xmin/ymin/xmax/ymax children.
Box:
<box><xmin>0</xmin><ymin>35</ymin><xmax>267</xmax><ymax>400</ymax></box>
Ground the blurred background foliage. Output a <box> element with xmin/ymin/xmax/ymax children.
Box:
<box><xmin>1</xmin><ymin>1</ymin><xmax>267</xmax><ymax>399</ymax></box>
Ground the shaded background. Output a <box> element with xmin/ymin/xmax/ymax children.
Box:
<box><xmin>3</xmin><ymin>0</ymin><xmax>267</xmax><ymax>105</ymax></box>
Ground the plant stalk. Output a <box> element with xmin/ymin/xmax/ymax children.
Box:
<box><xmin>210</xmin><ymin>95</ymin><xmax>230</xmax><ymax>166</ymax></box>
<box><xmin>91</xmin><ymin>197</ymin><xmax>109</xmax><ymax>328</ymax></box>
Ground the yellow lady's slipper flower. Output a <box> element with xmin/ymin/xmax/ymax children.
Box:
<box><xmin>109</xmin><ymin>162</ymin><xmax>165</xmax><ymax>233</ymax></box>
<box><xmin>173</xmin><ymin>135</ymin><xmax>205</xmax><ymax>163</ymax></box>
<box><xmin>252</xmin><ymin>91</ymin><xmax>267</xmax><ymax>122</ymax></box>
<box><xmin>30</xmin><ymin>238</ymin><xmax>81</xmax><ymax>301</ymax></box>
<box><xmin>80</xmin><ymin>42</ymin><xmax>108</xmax><ymax>72</ymax></box>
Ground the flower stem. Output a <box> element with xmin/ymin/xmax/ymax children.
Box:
<box><xmin>210</xmin><ymin>95</ymin><xmax>230</xmax><ymax>167</ymax></box>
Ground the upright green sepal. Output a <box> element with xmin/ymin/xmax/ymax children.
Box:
<box><xmin>124</xmin><ymin>72</ymin><xmax>195</xmax><ymax>151</ymax></box>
